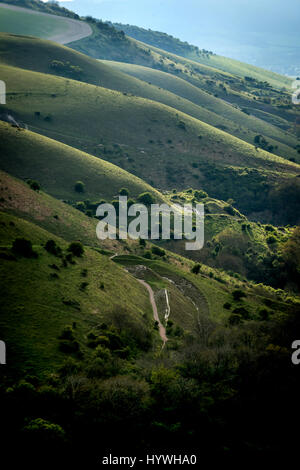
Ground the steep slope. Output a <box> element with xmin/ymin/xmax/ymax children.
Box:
<box><xmin>112</xmin><ymin>23</ymin><xmax>292</xmax><ymax>90</ymax></box>
<box><xmin>1</xmin><ymin>65</ymin><xmax>299</xmax><ymax>219</ymax></box>
<box><xmin>0</xmin><ymin>33</ymin><xmax>297</xmax><ymax>161</ymax></box>
<box><xmin>0</xmin><ymin>122</ymin><xmax>163</xmax><ymax>203</ymax></box>
<box><xmin>0</xmin><ymin>211</ymin><xmax>154</xmax><ymax>375</ymax></box>
<box><xmin>0</xmin><ymin>2</ymin><xmax>92</xmax><ymax>44</ymax></box>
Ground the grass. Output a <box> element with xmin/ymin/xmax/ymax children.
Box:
<box><xmin>0</xmin><ymin>211</ymin><xmax>154</xmax><ymax>376</ymax></box>
<box><xmin>0</xmin><ymin>33</ymin><xmax>297</xmax><ymax>162</ymax></box>
<box><xmin>103</xmin><ymin>60</ymin><xmax>299</xmax><ymax>160</ymax></box>
<box><xmin>0</xmin><ymin>122</ymin><xmax>163</xmax><ymax>203</ymax></box>
<box><xmin>1</xmin><ymin>63</ymin><xmax>299</xmax><ymax>213</ymax></box>
<box><xmin>0</xmin><ymin>6</ymin><xmax>67</xmax><ymax>39</ymax></box>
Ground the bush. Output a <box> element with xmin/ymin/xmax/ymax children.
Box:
<box><xmin>119</xmin><ymin>188</ymin><xmax>129</xmax><ymax>196</ymax></box>
<box><xmin>74</xmin><ymin>181</ymin><xmax>85</xmax><ymax>193</ymax></box>
<box><xmin>59</xmin><ymin>326</ymin><xmax>75</xmax><ymax>341</ymax></box>
<box><xmin>151</xmin><ymin>245</ymin><xmax>165</xmax><ymax>257</ymax></box>
<box><xmin>45</xmin><ymin>239</ymin><xmax>62</xmax><ymax>257</ymax></box>
<box><xmin>266</xmin><ymin>235</ymin><xmax>277</xmax><ymax>245</ymax></box>
<box><xmin>137</xmin><ymin>192</ymin><xmax>155</xmax><ymax>205</ymax></box>
<box><xmin>194</xmin><ymin>190</ymin><xmax>208</xmax><ymax>200</ymax></box>
<box><xmin>12</xmin><ymin>238</ymin><xmax>37</xmax><ymax>258</ymax></box>
<box><xmin>223</xmin><ymin>302</ymin><xmax>231</xmax><ymax>310</ymax></box>
<box><xmin>191</xmin><ymin>263</ymin><xmax>201</xmax><ymax>274</ymax></box>
<box><xmin>232</xmin><ymin>289</ymin><xmax>247</xmax><ymax>301</ymax></box>
<box><xmin>224</xmin><ymin>205</ymin><xmax>235</xmax><ymax>216</ymax></box>
<box><xmin>26</xmin><ymin>179</ymin><xmax>40</xmax><ymax>191</ymax></box>
<box><xmin>67</xmin><ymin>242</ymin><xmax>84</xmax><ymax>257</ymax></box>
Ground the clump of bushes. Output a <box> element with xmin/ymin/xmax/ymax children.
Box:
<box><xmin>26</xmin><ymin>179</ymin><xmax>40</xmax><ymax>191</ymax></box>
<box><xmin>151</xmin><ymin>245</ymin><xmax>165</xmax><ymax>257</ymax></box>
<box><xmin>45</xmin><ymin>240</ymin><xmax>62</xmax><ymax>257</ymax></box>
<box><xmin>67</xmin><ymin>242</ymin><xmax>84</xmax><ymax>257</ymax></box>
<box><xmin>12</xmin><ymin>238</ymin><xmax>38</xmax><ymax>258</ymax></box>
<box><xmin>232</xmin><ymin>289</ymin><xmax>247</xmax><ymax>301</ymax></box>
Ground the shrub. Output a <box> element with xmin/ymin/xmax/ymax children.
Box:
<box><xmin>119</xmin><ymin>188</ymin><xmax>129</xmax><ymax>196</ymax></box>
<box><xmin>232</xmin><ymin>289</ymin><xmax>247</xmax><ymax>301</ymax></box>
<box><xmin>191</xmin><ymin>263</ymin><xmax>201</xmax><ymax>274</ymax></box>
<box><xmin>228</xmin><ymin>314</ymin><xmax>243</xmax><ymax>325</ymax></box>
<box><xmin>26</xmin><ymin>179</ymin><xmax>40</xmax><ymax>191</ymax></box>
<box><xmin>45</xmin><ymin>240</ymin><xmax>62</xmax><ymax>257</ymax></box>
<box><xmin>151</xmin><ymin>245</ymin><xmax>165</xmax><ymax>257</ymax></box>
<box><xmin>224</xmin><ymin>204</ymin><xmax>235</xmax><ymax>216</ymax></box>
<box><xmin>266</xmin><ymin>235</ymin><xmax>277</xmax><ymax>245</ymax></box>
<box><xmin>59</xmin><ymin>326</ymin><xmax>74</xmax><ymax>341</ymax></box>
<box><xmin>223</xmin><ymin>302</ymin><xmax>231</xmax><ymax>310</ymax></box>
<box><xmin>137</xmin><ymin>192</ymin><xmax>155</xmax><ymax>205</ymax></box>
<box><xmin>194</xmin><ymin>190</ymin><xmax>208</xmax><ymax>200</ymax></box>
<box><xmin>12</xmin><ymin>238</ymin><xmax>37</xmax><ymax>258</ymax></box>
<box><xmin>68</xmin><ymin>242</ymin><xmax>84</xmax><ymax>257</ymax></box>
<box><xmin>143</xmin><ymin>251</ymin><xmax>152</xmax><ymax>259</ymax></box>
<box><xmin>74</xmin><ymin>181</ymin><xmax>85</xmax><ymax>193</ymax></box>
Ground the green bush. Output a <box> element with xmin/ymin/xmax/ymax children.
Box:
<box><xmin>191</xmin><ymin>263</ymin><xmax>201</xmax><ymax>274</ymax></box>
<box><xmin>68</xmin><ymin>241</ymin><xmax>84</xmax><ymax>257</ymax></box>
<box><xmin>45</xmin><ymin>239</ymin><xmax>62</xmax><ymax>257</ymax></box>
<box><xmin>12</xmin><ymin>238</ymin><xmax>37</xmax><ymax>258</ymax></box>
<box><xmin>151</xmin><ymin>245</ymin><xmax>165</xmax><ymax>257</ymax></box>
<box><xmin>119</xmin><ymin>188</ymin><xmax>129</xmax><ymax>196</ymax></box>
<box><xmin>26</xmin><ymin>179</ymin><xmax>40</xmax><ymax>191</ymax></box>
<box><xmin>232</xmin><ymin>289</ymin><xmax>247</xmax><ymax>301</ymax></box>
<box><xmin>137</xmin><ymin>192</ymin><xmax>155</xmax><ymax>205</ymax></box>
<box><xmin>74</xmin><ymin>181</ymin><xmax>85</xmax><ymax>193</ymax></box>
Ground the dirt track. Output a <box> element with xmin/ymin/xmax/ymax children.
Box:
<box><xmin>0</xmin><ymin>3</ymin><xmax>92</xmax><ymax>44</ymax></box>
<box><xmin>137</xmin><ymin>279</ymin><xmax>168</xmax><ymax>345</ymax></box>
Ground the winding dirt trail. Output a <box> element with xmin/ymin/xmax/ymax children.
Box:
<box><xmin>0</xmin><ymin>3</ymin><xmax>92</xmax><ymax>44</ymax></box>
<box><xmin>137</xmin><ymin>279</ymin><xmax>168</xmax><ymax>346</ymax></box>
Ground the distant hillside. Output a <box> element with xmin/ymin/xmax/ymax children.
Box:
<box><xmin>1</xmin><ymin>33</ymin><xmax>297</xmax><ymax>164</ymax></box>
<box><xmin>0</xmin><ymin>122</ymin><xmax>163</xmax><ymax>203</ymax></box>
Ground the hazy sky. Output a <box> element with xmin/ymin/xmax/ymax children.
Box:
<box><xmin>58</xmin><ymin>0</ymin><xmax>300</xmax><ymax>74</ymax></box>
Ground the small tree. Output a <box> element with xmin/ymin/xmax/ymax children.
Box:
<box><xmin>191</xmin><ymin>263</ymin><xmax>201</xmax><ymax>274</ymax></box>
<box><xmin>232</xmin><ymin>289</ymin><xmax>246</xmax><ymax>301</ymax></box>
<box><xmin>137</xmin><ymin>192</ymin><xmax>155</xmax><ymax>205</ymax></box>
<box><xmin>12</xmin><ymin>238</ymin><xmax>37</xmax><ymax>258</ymax></box>
<box><xmin>151</xmin><ymin>245</ymin><xmax>165</xmax><ymax>257</ymax></box>
<box><xmin>119</xmin><ymin>188</ymin><xmax>129</xmax><ymax>196</ymax></box>
<box><xmin>45</xmin><ymin>239</ymin><xmax>62</xmax><ymax>257</ymax></box>
<box><xmin>68</xmin><ymin>241</ymin><xmax>84</xmax><ymax>257</ymax></box>
<box><xmin>27</xmin><ymin>179</ymin><xmax>40</xmax><ymax>191</ymax></box>
<box><xmin>74</xmin><ymin>181</ymin><xmax>85</xmax><ymax>193</ymax></box>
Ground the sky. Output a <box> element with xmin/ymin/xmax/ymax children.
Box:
<box><xmin>57</xmin><ymin>0</ymin><xmax>300</xmax><ymax>75</ymax></box>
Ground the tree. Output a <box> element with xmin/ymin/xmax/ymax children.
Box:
<box><xmin>151</xmin><ymin>245</ymin><xmax>165</xmax><ymax>257</ymax></box>
<box><xmin>119</xmin><ymin>188</ymin><xmax>129</xmax><ymax>196</ymax></box>
<box><xmin>27</xmin><ymin>179</ymin><xmax>40</xmax><ymax>191</ymax></box>
<box><xmin>191</xmin><ymin>263</ymin><xmax>201</xmax><ymax>274</ymax></box>
<box><xmin>137</xmin><ymin>192</ymin><xmax>155</xmax><ymax>205</ymax></box>
<box><xmin>68</xmin><ymin>241</ymin><xmax>84</xmax><ymax>257</ymax></box>
<box><xmin>12</xmin><ymin>238</ymin><xmax>37</xmax><ymax>258</ymax></box>
<box><xmin>74</xmin><ymin>181</ymin><xmax>85</xmax><ymax>193</ymax></box>
<box><xmin>45</xmin><ymin>239</ymin><xmax>62</xmax><ymax>256</ymax></box>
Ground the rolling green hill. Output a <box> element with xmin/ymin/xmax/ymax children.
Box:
<box><xmin>1</xmin><ymin>64</ymin><xmax>299</xmax><ymax>219</ymax></box>
<box><xmin>0</xmin><ymin>122</ymin><xmax>163</xmax><ymax>203</ymax></box>
<box><xmin>1</xmin><ymin>33</ymin><xmax>297</xmax><ymax>162</ymax></box>
<box><xmin>112</xmin><ymin>22</ymin><xmax>292</xmax><ymax>90</ymax></box>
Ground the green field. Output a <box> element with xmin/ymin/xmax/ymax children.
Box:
<box><xmin>0</xmin><ymin>6</ymin><xmax>67</xmax><ymax>39</ymax></box>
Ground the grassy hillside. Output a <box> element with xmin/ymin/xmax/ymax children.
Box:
<box><xmin>0</xmin><ymin>211</ymin><xmax>155</xmax><ymax>376</ymax></box>
<box><xmin>1</xmin><ymin>65</ymin><xmax>299</xmax><ymax>219</ymax></box>
<box><xmin>112</xmin><ymin>23</ymin><xmax>292</xmax><ymax>90</ymax></box>
<box><xmin>0</xmin><ymin>33</ymin><xmax>297</xmax><ymax>162</ymax></box>
<box><xmin>0</xmin><ymin>122</ymin><xmax>163</xmax><ymax>203</ymax></box>
<box><xmin>0</xmin><ymin>5</ymin><xmax>67</xmax><ymax>39</ymax></box>
<box><xmin>103</xmin><ymin>60</ymin><xmax>299</xmax><ymax>160</ymax></box>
